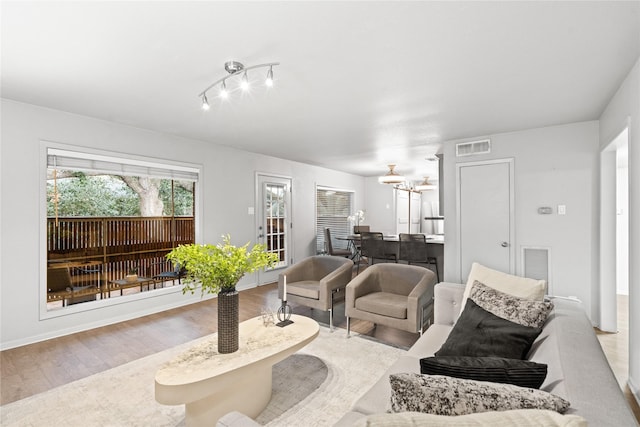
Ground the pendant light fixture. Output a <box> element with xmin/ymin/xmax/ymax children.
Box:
<box><xmin>198</xmin><ymin>60</ymin><xmax>280</xmax><ymax>110</ymax></box>
<box><xmin>415</xmin><ymin>176</ymin><xmax>436</xmax><ymax>191</ymax></box>
<box><xmin>378</xmin><ymin>164</ymin><xmax>405</xmax><ymax>185</ymax></box>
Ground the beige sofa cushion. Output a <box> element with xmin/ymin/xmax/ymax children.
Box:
<box><xmin>353</xmin><ymin>409</ymin><xmax>587</xmax><ymax>427</ymax></box>
<box><xmin>355</xmin><ymin>292</ymin><xmax>407</xmax><ymax>319</ymax></box>
<box><xmin>460</xmin><ymin>263</ymin><xmax>547</xmax><ymax>315</ymax></box>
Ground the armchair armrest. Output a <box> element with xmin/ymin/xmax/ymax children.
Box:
<box><xmin>407</xmin><ymin>271</ymin><xmax>437</xmax><ymax>330</ymax></box>
<box><xmin>318</xmin><ymin>259</ymin><xmax>353</xmax><ymax>301</ymax></box>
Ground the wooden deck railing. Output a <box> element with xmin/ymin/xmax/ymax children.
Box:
<box><xmin>47</xmin><ymin>216</ymin><xmax>194</xmax><ymax>286</ymax></box>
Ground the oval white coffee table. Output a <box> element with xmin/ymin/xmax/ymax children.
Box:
<box><xmin>155</xmin><ymin>314</ymin><xmax>319</xmax><ymax>426</ymax></box>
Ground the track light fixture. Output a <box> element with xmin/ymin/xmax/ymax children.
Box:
<box><xmin>198</xmin><ymin>60</ymin><xmax>280</xmax><ymax>108</ymax></box>
<box><xmin>378</xmin><ymin>164</ymin><xmax>405</xmax><ymax>185</ymax></box>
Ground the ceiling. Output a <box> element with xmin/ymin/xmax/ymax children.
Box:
<box><xmin>2</xmin><ymin>1</ymin><xmax>639</xmax><ymax>183</ymax></box>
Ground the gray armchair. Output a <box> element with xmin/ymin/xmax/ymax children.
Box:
<box><xmin>345</xmin><ymin>263</ymin><xmax>436</xmax><ymax>336</ymax></box>
<box><xmin>278</xmin><ymin>255</ymin><xmax>354</xmax><ymax>331</ymax></box>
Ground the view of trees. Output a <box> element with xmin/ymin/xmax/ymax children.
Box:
<box><xmin>47</xmin><ymin>171</ymin><xmax>194</xmax><ymax>217</ymax></box>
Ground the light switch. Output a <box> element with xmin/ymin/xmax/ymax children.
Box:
<box><xmin>248</xmin><ymin>207</ymin><xmax>255</xmax><ymax>215</ymax></box>
<box><xmin>558</xmin><ymin>205</ymin><xmax>566</xmax><ymax>215</ymax></box>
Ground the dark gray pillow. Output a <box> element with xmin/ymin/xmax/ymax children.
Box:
<box><xmin>435</xmin><ymin>299</ymin><xmax>542</xmax><ymax>359</ymax></box>
<box><xmin>420</xmin><ymin>356</ymin><xmax>547</xmax><ymax>389</ymax></box>
<box><xmin>469</xmin><ymin>280</ymin><xmax>554</xmax><ymax>328</ymax></box>
<box><xmin>389</xmin><ymin>373</ymin><xmax>570</xmax><ymax>416</ymax></box>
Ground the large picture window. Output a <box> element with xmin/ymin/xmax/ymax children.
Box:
<box><xmin>316</xmin><ymin>186</ymin><xmax>354</xmax><ymax>253</ymax></box>
<box><xmin>45</xmin><ymin>147</ymin><xmax>199</xmax><ymax>311</ymax></box>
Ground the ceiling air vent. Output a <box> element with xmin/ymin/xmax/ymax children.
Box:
<box><xmin>456</xmin><ymin>139</ymin><xmax>491</xmax><ymax>157</ymax></box>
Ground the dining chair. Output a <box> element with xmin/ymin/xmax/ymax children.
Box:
<box><xmin>398</xmin><ymin>233</ymin><xmax>440</xmax><ymax>281</ymax></box>
<box><xmin>358</xmin><ymin>231</ymin><xmax>397</xmax><ymax>274</ymax></box>
<box><xmin>324</xmin><ymin>228</ymin><xmax>351</xmax><ymax>258</ymax></box>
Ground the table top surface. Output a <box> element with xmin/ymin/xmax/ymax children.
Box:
<box><xmin>337</xmin><ymin>234</ymin><xmax>444</xmax><ymax>244</ymax></box>
<box><xmin>155</xmin><ymin>314</ymin><xmax>319</xmax><ymax>387</ymax></box>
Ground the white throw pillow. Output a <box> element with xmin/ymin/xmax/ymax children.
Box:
<box><xmin>354</xmin><ymin>410</ymin><xmax>587</xmax><ymax>427</ymax></box>
<box><xmin>460</xmin><ymin>263</ymin><xmax>547</xmax><ymax>317</ymax></box>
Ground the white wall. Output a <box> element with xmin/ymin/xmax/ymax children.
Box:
<box><xmin>442</xmin><ymin>121</ymin><xmax>600</xmax><ymax>318</ymax></box>
<box><xmin>0</xmin><ymin>99</ymin><xmax>365</xmax><ymax>349</ymax></box>
<box><xmin>617</xmin><ymin>159</ymin><xmax>629</xmax><ymax>295</ymax></box>
<box><xmin>363</xmin><ymin>177</ymin><xmax>396</xmax><ymax>235</ymax></box>
<box><xmin>599</xmin><ymin>57</ymin><xmax>640</xmax><ymax>405</ymax></box>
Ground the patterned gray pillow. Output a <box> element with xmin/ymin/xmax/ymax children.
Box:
<box><xmin>469</xmin><ymin>280</ymin><xmax>553</xmax><ymax>328</ymax></box>
<box><xmin>389</xmin><ymin>373</ymin><xmax>570</xmax><ymax>416</ymax></box>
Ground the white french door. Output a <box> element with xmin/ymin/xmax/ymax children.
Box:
<box><xmin>256</xmin><ymin>174</ymin><xmax>292</xmax><ymax>284</ymax></box>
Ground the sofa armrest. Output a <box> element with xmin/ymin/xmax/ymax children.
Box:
<box><xmin>433</xmin><ymin>282</ymin><xmax>465</xmax><ymax>326</ymax></box>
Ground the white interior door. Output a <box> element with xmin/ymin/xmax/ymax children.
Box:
<box><xmin>410</xmin><ymin>192</ymin><xmax>421</xmax><ymax>233</ymax></box>
<box><xmin>456</xmin><ymin>159</ymin><xmax>514</xmax><ymax>282</ymax></box>
<box><xmin>396</xmin><ymin>189</ymin><xmax>410</xmax><ymax>235</ymax></box>
<box><xmin>256</xmin><ymin>174</ymin><xmax>292</xmax><ymax>285</ymax></box>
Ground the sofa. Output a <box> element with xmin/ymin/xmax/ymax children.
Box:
<box><xmin>218</xmin><ymin>266</ymin><xmax>638</xmax><ymax>426</ymax></box>
<box><xmin>334</xmin><ymin>280</ymin><xmax>638</xmax><ymax>426</ymax></box>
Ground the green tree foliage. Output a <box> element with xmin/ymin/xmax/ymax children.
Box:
<box><xmin>47</xmin><ymin>172</ymin><xmax>194</xmax><ymax>217</ymax></box>
<box><xmin>47</xmin><ymin>173</ymin><xmax>139</xmax><ymax>216</ymax></box>
<box><xmin>159</xmin><ymin>180</ymin><xmax>194</xmax><ymax>216</ymax></box>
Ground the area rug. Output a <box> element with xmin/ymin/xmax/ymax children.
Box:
<box><xmin>1</xmin><ymin>326</ymin><xmax>405</xmax><ymax>426</ymax></box>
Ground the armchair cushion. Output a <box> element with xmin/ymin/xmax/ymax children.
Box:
<box><xmin>287</xmin><ymin>280</ymin><xmax>322</xmax><ymax>299</ymax></box>
<box><xmin>355</xmin><ymin>292</ymin><xmax>408</xmax><ymax>319</ymax></box>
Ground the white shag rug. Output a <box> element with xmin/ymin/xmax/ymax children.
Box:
<box><xmin>1</xmin><ymin>326</ymin><xmax>405</xmax><ymax>427</ymax></box>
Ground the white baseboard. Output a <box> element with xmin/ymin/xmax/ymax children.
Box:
<box><xmin>629</xmin><ymin>376</ymin><xmax>640</xmax><ymax>408</ymax></box>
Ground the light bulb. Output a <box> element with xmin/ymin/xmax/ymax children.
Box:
<box><xmin>265</xmin><ymin>66</ymin><xmax>274</xmax><ymax>87</ymax></box>
<box><xmin>220</xmin><ymin>80</ymin><xmax>228</xmax><ymax>99</ymax></box>
<box><xmin>201</xmin><ymin>94</ymin><xmax>210</xmax><ymax>111</ymax></box>
<box><xmin>240</xmin><ymin>72</ymin><xmax>249</xmax><ymax>91</ymax></box>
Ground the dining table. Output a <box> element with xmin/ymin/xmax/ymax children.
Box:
<box><xmin>335</xmin><ymin>233</ymin><xmax>444</xmax><ymax>275</ymax></box>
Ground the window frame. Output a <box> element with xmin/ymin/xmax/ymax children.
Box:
<box><xmin>39</xmin><ymin>141</ymin><xmax>203</xmax><ymax>320</ymax></box>
<box><xmin>315</xmin><ymin>185</ymin><xmax>355</xmax><ymax>254</ymax></box>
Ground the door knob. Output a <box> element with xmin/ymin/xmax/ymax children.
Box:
<box><xmin>501</xmin><ymin>241</ymin><xmax>509</xmax><ymax>247</ymax></box>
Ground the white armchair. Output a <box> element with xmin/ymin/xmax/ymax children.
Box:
<box><xmin>278</xmin><ymin>255</ymin><xmax>354</xmax><ymax>331</ymax></box>
<box><xmin>345</xmin><ymin>263</ymin><xmax>436</xmax><ymax>336</ymax></box>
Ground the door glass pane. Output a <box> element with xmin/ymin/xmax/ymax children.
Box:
<box><xmin>264</xmin><ymin>182</ymin><xmax>287</xmax><ymax>268</ymax></box>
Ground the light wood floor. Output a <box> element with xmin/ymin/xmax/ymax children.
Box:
<box><xmin>2</xmin><ymin>283</ymin><xmax>639</xmax><ymax>424</ymax></box>
<box><xmin>595</xmin><ymin>294</ymin><xmax>640</xmax><ymax>421</ymax></box>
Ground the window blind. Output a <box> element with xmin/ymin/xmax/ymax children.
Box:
<box><xmin>316</xmin><ymin>186</ymin><xmax>353</xmax><ymax>253</ymax></box>
<box><xmin>47</xmin><ymin>148</ymin><xmax>200</xmax><ymax>182</ymax></box>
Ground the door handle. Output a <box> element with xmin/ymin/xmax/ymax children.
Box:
<box><xmin>501</xmin><ymin>241</ymin><xmax>509</xmax><ymax>248</ymax></box>
<box><xmin>258</xmin><ymin>234</ymin><xmax>264</xmax><ymax>239</ymax></box>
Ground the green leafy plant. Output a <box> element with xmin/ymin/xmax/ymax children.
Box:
<box><xmin>166</xmin><ymin>235</ymin><xmax>279</xmax><ymax>295</ymax></box>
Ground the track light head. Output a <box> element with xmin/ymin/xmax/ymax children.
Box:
<box><xmin>220</xmin><ymin>80</ymin><xmax>228</xmax><ymax>99</ymax></box>
<box><xmin>201</xmin><ymin>94</ymin><xmax>210</xmax><ymax>111</ymax></box>
<box><xmin>240</xmin><ymin>72</ymin><xmax>250</xmax><ymax>91</ymax></box>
